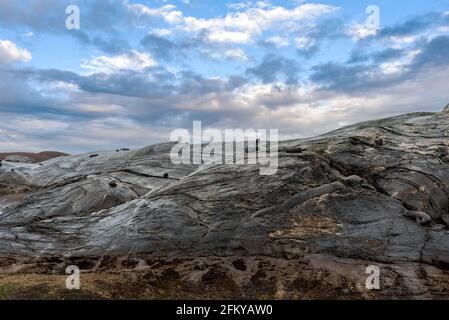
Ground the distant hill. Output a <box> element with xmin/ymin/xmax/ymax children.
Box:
<box><xmin>0</xmin><ymin>151</ymin><xmax>68</xmax><ymax>163</ymax></box>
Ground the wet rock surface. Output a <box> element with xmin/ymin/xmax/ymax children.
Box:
<box><xmin>1</xmin><ymin>109</ymin><xmax>449</xmax><ymax>299</ymax></box>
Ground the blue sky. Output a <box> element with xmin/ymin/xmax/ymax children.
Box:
<box><xmin>0</xmin><ymin>0</ymin><xmax>448</xmax><ymax>152</ymax></box>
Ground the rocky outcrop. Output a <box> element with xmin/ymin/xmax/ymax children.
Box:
<box><xmin>1</xmin><ymin>108</ymin><xmax>449</xmax><ymax>299</ymax></box>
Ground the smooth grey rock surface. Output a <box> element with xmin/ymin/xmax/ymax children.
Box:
<box><xmin>1</xmin><ymin>108</ymin><xmax>449</xmax><ymax>297</ymax></box>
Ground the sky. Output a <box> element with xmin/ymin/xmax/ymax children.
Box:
<box><xmin>0</xmin><ymin>0</ymin><xmax>448</xmax><ymax>153</ymax></box>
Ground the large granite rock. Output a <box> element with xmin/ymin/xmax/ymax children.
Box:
<box><xmin>1</xmin><ymin>108</ymin><xmax>449</xmax><ymax>299</ymax></box>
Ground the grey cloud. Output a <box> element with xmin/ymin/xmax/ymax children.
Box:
<box><xmin>11</xmin><ymin>62</ymin><xmax>250</xmax><ymax>123</ymax></box>
<box><xmin>296</xmin><ymin>17</ymin><xmax>346</xmax><ymax>58</ymax></box>
<box><xmin>0</xmin><ymin>0</ymin><xmax>130</xmax><ymax>54</ymax></box>
<box><xmin>312</xmin><ymin>35</ymin><xmax>449</xmax><ymax>94</ymax></box>
<box><xmin>310</xmin><ymin>63</ymin><xmax>377</xmax><ymax>92</ymax></box>
<box><xmin>411</xmin><ymin>35</ymin><xmax>449</xmax><ymax>69</ymax></box>
<box><xmin>0</xmin><ymin>0</ymin><xmax>126</xmax><ymax>33</ymax></box>
<box><xmin>90</xmin><ymin>37</ymin><xmax>130</xmax><ymax>54</ymax></box>
<box><xmin>0</xmin><ymin>0</ymin><xmax>71</xmax><ymax>32</ymax></box>
<box><xmin>373</xmin><ymin>48</ymin><xmax>404</xmax><ymax>63</ymax></box>
<box><xmin>0</xmin><ymin>68</ymin><xmax>63</xmax><ymax>115</ymax></box>
<box><xmin>347</xmin><ymin>50</ymin><xmax>370</xmax><ymax>64</ymax></box>
<box><xmin>246</xmin><ymin>54</ymin><xmax>301</xmax><ymax>85</ymax></box>
<box><xmin>140</xmin><ymin>31</ymin><xmax>223</xmax><ymax>62</ymax></box>
<box><xmin>348</xmin><ymin>48</ymin><xmax>404</xmax><ymax>64</ymax></box>
<box><xmin>355</xmin><ymin>11</ymin><xmax>449</xmax><ymax>43</ymax></box>
<box><xmin>141</xmin><ymin>34</ymin><xmax>177</xmax><ymax>61</ymax></box>
<box><xmin>297</xmin><ymin>44</ymin><xmax>320</xmax><ymax>59</ymax></box>
<box><xmin>225</xmin><ymin>75</ymin><xmax>249</xmax><ymax>91</ymax></box>
<box><xmin>258</xmin><ymin>17</ymin><xmax>345</xmax><ymax>59</ymax></box>
<box><xmin>378</xmin><ymin>12</ymin><xmax>442</xmax><ymax>38</ymax></box>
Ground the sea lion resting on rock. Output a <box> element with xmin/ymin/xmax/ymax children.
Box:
<box><xmin>342</xmin><ymin>175</ymin><xmax>376</xmax><ymax>190</ymax></box>
<box><xmin>404</xmin><ymin>210</ymin><xmax>432</xmax><ymax>225</ymax></box>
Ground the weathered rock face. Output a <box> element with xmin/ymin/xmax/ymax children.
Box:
<box><xmin>1</xmin><ymin>109</ymin><xmax>449</xmax><ymax>299</ymax></box>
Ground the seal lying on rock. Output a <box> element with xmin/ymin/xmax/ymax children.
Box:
<box><xmin>404</xmin><ymin>210</ymin><xmax>432</xmax><ymax>225</ymax></box>
<box><xmin>374</xmin><ymin>138</ymin><xmax>384</xmax><ymax>146</ymax></box>
<box><xmin>108</xmin><ymin>180</ymin><xmax>118</xmax><ymax>188</ymax></box>
<box><xmin>342</xmin><ymin>175</ymin><xmax>376</xmax><ymax>190</ymax></box>
<box><xmin>343</xmin><ymin>175</ymin><xmax>363</xmax><ymax>186</ymax></box>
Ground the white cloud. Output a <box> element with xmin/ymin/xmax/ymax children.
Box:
<box><xmin>345</xmin><ymin>23</ymin><xmax>377</xmax><ymax>40</ymax></box>
<box><xmin>255</xmin><ymin>1</ymin><xmax>272</xmax><ymax>9</ymax></box>
<box><xmin>125</xmin><ymin>2</ymin><xmax>338</xmax><ymax>44</ymax></box>
<box><xmin>124</xmin><ymin>1</ymin><xmax>183</xmax><ymax>24</ymax></box>
<box><xmin>0</xmin><ymin>40</ymin><xmax>31</xmax><ymax>64</ymax></box>
<box><xmin>388</xmin><ymin>35</ymin><xmax>417</xmax><ymax>49</ymax></box>
<box><xmin>180</xmin><ymin>3</ymin><xmax>338</xmax><ymax>43</ymax></box>
<box><xmin>81</xmin><ymin>51</ymin><xmax>156</xmax><ymax>75</ymax></box>
<box><xmin>150</xmin><ymin>28</ymin><xmax>173</xmax><ymax>36</ymax></box>
<box><xmin>265</xmin><ymin>36</ymin><xmax>290</xmax><ymax>48</ymax></box>
<box><xmin>224</xmin><ymin>48</ymin><xmax>248</xmax><ymax>61</ymax></box>
<box><xmin>76</xmin><ymin>103</ymin><xmax>126</xmax><ymax>114</ymax></box>
<box><xmin>227</xmin><ymin>2</ymin><xmax>252</xmax><ymax>10</ymax></box>
<box><xmin>43</xmin><ymin>81</ymin><xmax>79</xmax><ymax>92</ymax></box>
<box><xmin>207</xmin><ymin>31</ymin><xmax>251</xmax><ymax>44</ymax></box>
<box><xmin>228</xmin><ymin>1</ymin><xmax>273</xmax><ymax>10</ymax></box>
<box><xmin>379</xmin><ymin>49</ymin><xmax>420</xmax><ymax>75</ymax></box>
<box><xmin>5</xmin><ymin>117</ymin><xmax>69</xmax><ymax>134</ymax></box>
<box><xmin>295</xmin><ymin>36</ymin><xmax>315</xmax><ymax>49</ymax></box>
